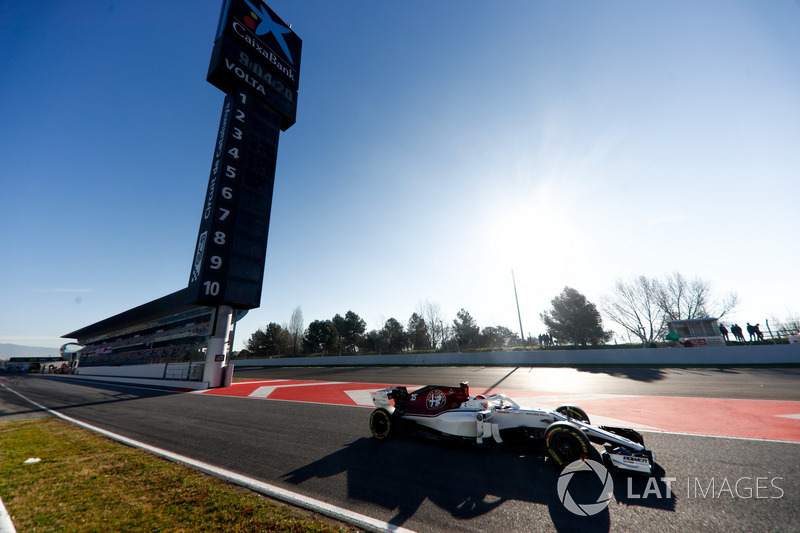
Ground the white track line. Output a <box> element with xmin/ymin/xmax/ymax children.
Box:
<box><xmin>248</xmin><ymin>381</ymin><xmax>343</xmax><ymax>398</ymax></box>
<box><xmin>0</xmin><ymin>383</ymin><xmax>415</xmax><ymax>533</ymax></box>
<box><xmin>635</xmin><ymin>428</ymin><xmax>800</xmax><ymax>444</ymax></box>
<box><xmin>0</xmin><ymin>496</ymin><xmax>16</xmax><ymax>533</ymax></box>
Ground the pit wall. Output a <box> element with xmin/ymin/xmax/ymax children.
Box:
<box><xmin>233</xmin><ymin>344</ymin><xmax>800</xmax><ymax>368</ymax></box>
<box><xmin>64</xmin><ymin>362</ymin><xmax>209</xmax><ymax>390</ymax></box>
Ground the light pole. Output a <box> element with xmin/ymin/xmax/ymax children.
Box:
<box><xmin>512</xmin><ymin>270</ymin><xmax>526</xmax><ymax>350</ymax></box>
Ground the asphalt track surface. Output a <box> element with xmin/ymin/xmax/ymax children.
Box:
<box><xmin>2</xmin><ymin>366</ymin><xmax>799</xmax><ymax>533</ymax></box>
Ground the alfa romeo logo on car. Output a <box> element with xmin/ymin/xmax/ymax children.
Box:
<box><xmin>557</xmin><ymin>460</ymin><xmax>614</xmax><ymax>516</ymax></box>
<box><xmin>426</xmin><ymin>389</ymin><xmax>446</xmax><ymax>409</ymax></box>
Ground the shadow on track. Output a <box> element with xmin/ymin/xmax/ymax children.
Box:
<box><xmin>282</xmin><ymin>436</ymin><xmax>675</xmax><ymax>531</ymax></box>
<box><xmin>575</xmin><ymin>367</ymin><xmax>670</xmax><ymax>382</ymax></box>
<box><xmin>0</xmin><ymin>376</ymin><xmax>180</xmax><ymax>417</ymax></box>
<box><xmin>0</xmin><ymin>384</ymin><xmax>50</xmax><ymax>421</ymax></box>
<box><xmin>484</xmin><ymin>367</ymin><xmax>520</xmax><ymax>393</ymax></box>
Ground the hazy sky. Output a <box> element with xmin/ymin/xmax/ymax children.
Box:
<box><xmin>2</xmin><ymin>0</ymin><xmax>798</xmax><ymax>352</ymax></box>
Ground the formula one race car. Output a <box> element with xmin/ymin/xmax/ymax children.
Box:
<box><xmin>369</xmin><ymin>382</ymin><xmax>655</xmax><ymax>476</ymax></box>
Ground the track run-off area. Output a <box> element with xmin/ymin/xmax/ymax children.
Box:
<box><xmin>198</xmin><ymin>376</ymin><xmax>800</xmax><ymax>443</ymax></box>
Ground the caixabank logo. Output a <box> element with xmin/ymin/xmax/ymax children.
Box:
<box><xmin>217</xmin><ymin>0</ymin><xmax>302</xmax><ymax>89</ymax></box>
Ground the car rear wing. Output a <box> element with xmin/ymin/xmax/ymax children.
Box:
<box><xmin>370</xmin><ymin>386</ymin><xmax>409</xmax><ymax>408</ymax></box>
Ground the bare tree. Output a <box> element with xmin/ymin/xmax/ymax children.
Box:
<box><xmin>656</xmin><ymin>272</ymin><xmax>738</xmax><ymax>321</ymax></box>
<box><xmin>602</xmin><ymin>276</ymin><xmax>666</xmax><ymax>344</ymax></box>
<box><xmin>440</xmin><ymin>324</ymin><xmax>455</xmax><ymax>352</ymax></box>
<box><xmin>767</xmin><ymin>315</ymin><xmax>800</xmax><ymax>337</ymax></box>
<box><xmin>418</xmin><ymin>300</ymin><xmax>445</xmax><ymax>350</ymax></box>
<box><xmin>288</xmin><ymin>306</ymin><xmax>304</xmax><ymax>355</ymax></box>
<box><xmin>603</xmin><ymin>272</ymin><xmax>739</xmax><ymax>343</ymax></box>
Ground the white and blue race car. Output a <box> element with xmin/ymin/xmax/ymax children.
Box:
<box><xmin>369</xmin><ymin>381</ymin><xmax>655</xmax><ymax>476</ymax></box>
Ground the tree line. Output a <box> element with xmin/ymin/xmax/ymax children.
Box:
<box><xmin>243</xmin><ymin>302</ymin><xmax>525</xmax><ymax>357</ymax></box>
<box><xmin>242</xmin><ymin>272</ymin><xmax>742</xmax><ymax>357</ymax></box>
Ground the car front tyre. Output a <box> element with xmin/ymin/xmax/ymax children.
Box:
<box><xmin>555</xmin><ymin>405</ymin><xmax>590</xmax><ymax>424</ymax></box>
<box><xmin>545</xmin><ymin>422</ymin><xmax>591</xmax><ymax>466</ymax></box>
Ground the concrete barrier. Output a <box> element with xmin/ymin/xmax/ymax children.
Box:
<box><xmin>233</xmin><ymin>344</ymin><xmax>800</xmax><ymax>368</ymax></box>
<box><xmin>52</xmin><ymin>373</ymin><xmax>209</xmax><ymax>390</ymax></box>
<box><xmin>74</xmin><ymin>362</ymin><xmax>203</xmax><ymax>379</ymax></box>
<box><xmin>41</xmin><ymin>345</ymin><xmax>797</xmax><ymax>390</ymax></box>
<box><xmin>60</xmin><ymin>362</ymin><xmax>209</xmax><ymax>390</ymax></box>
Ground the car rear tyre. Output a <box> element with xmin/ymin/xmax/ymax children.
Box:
<box><xmin>369</xmin><ymin>408</ymin><xmax>397</xmax><ymax>440</ymax></box>
<box><xmin>555</xmin><ymin>405</ymin><xmax>590</xmax><ymax>424</ymax></box>
<box><xmin>545</xmin><ymin>422</ymin><xmax>591</xmax><ymax>466</ymax></box>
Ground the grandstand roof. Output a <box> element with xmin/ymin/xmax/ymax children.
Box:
<box><xmin>62</xmin><ymin>288</ymin><xmax>205</xmax><ymax>343</ymax></box>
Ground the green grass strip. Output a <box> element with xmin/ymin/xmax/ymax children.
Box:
<box><xmin>0</xmin><ymin>418</ymin><xmax>353</xmax><ymax>532</ymax></box>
